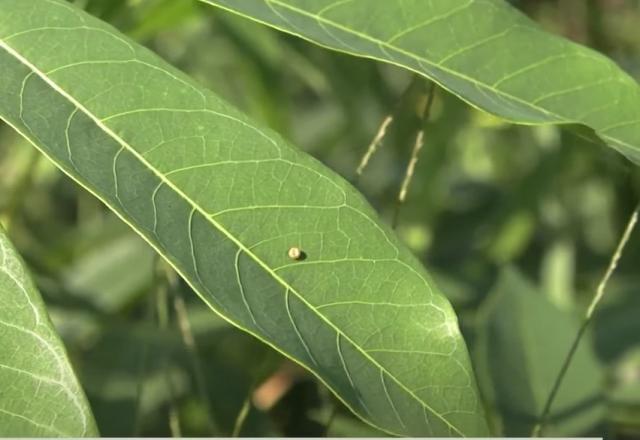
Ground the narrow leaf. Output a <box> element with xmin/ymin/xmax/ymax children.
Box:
<box><xmin>200</xmin><ymin>0</ymin><xmax>640</xmax><ymax>165</ymax></box>
<box><xmin>0</xmin><ymin>0</ymin><xmax>487</xmax><ymax>436</ymax></box>
<box><xmin>0</xmin><ymin>226</ymin><xmax>98</xmax><ymax>436</ymax></box>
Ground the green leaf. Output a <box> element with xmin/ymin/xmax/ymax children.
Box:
<box><xmin>593</xmin><ymin>281</ymin><xmax>640</xmax><ymax>362</ymax></box>
<box><xmin>199</xmin><ymin>0</ymin><xmax>640</xmax><ymax>165</ymax></box>
<box><xmin>473</xmin><ymin>268</ymin><xmax>604</xmax><ymax>436</ymax></box>
<box><xmin>0</xmin><ymin>0</ymin><xmax>487</xmax><ymax>436</ymax></box>
<box><xmin>0</xmin><ymin>226</ymin><xmax>98</xmax><ymax>436</ymax></box>
<box><xmin>62</xmin><ymin>231</ymin><xmax>155</xmax><ymax>313</ymax></box>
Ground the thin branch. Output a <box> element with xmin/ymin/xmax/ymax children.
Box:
<box><xmin>532</xmin><ymin>202</ymin><xmax>639</xmax><ymax>437</ymax></box>
<box><xmin>168</xmin><ymin>405</ymin><xmax>182</xmax><ymax>438</ymax></box>
<box><xmin>354</xmin><ymin>76</ymin><xmax>421</xmax><ymax>181</ymax></box>
<box><xmin>392</xmin><ymin>82</ymin><xmax>437</xmax><ymax>229</ymax></box>
<box><xmin>231</xmin><ymin>391</ymin><xmax>252</xmax><ymax>437</ymax></box>
<box><xmin>355</xmin><ymin>115</ymin><xmax>394</xmax><ymax>177</ymax></box>
<box><xmin>586</xmin><ymin>204</ymin><xmax>638</xmax><ymax>319</ymax></box>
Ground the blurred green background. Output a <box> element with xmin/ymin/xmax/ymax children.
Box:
<box><xmin>1</xmin><ymin>0</ymin><xmax>639</xmax><ymax>437</ymax></box>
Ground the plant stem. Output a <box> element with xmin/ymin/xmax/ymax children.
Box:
<box><xmin>392</xmin><ymin>82</ymin><xmax>436</xmax><ymax>229</ymax></box>
<box><xmin>355</xmin><ymin>115</ymin><xmax>394</xmax><ymax>177</ymax></box>
<box><xmin>168</xmin><ymin>405</ymin><xmax>182</xmax><ymax>438</ymax></box>
<box><xmin>585</xmin><ymin>204</ymin><xmax>639</xmax><ymax>320</ymax></box>
<box><xmin>354</xmin><ymin>76</ymin><xmax>421</xmax><ymax>181</ymax></box>
<box><xmin>532</xmin><ymin>202</ymin><xmax>639</xmax><ymax>436</ymax></box>
<box><xmin>231</xmin><ymin>391</ymin><xmax>252</xmax><ymax>437</ymax></box>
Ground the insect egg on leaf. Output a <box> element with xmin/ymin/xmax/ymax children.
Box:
<box><xmin>288</xmin><ymin>247</ymin><xmax>305</xmax><ymax>261</ymax></box>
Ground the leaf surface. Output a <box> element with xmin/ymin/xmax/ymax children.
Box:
<box><xmin>474</xmin><ymin>268</ymin><xmax>604</xmax><ymax>436</ymax></box>
<box><xmin>0</xmin><ymin>227</ymin><xmax>98</xmax><ymax>436</ymax></box>
<box><xmin>200</xmin><ymin>0</ymin><xmax>640</xmax><ymax>165</ymax></box>
<box><xmin>0</xmin><ymin>0</ymin><xmax>487</xmax><ymax>436</ymax></box>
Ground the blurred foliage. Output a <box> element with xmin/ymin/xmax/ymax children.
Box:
<box><xmin>474</xmin><ymin>268</ymin><xmax>605</xmax><ymax>436</ymax></box>
<box><xmin>1</xmin><ymin>0</ymin><xmax>639</xmax><ymax>436</ymax></box>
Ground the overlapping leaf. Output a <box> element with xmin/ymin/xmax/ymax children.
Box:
<box><xmin>0</xmin><ymin>227</ymin><xmax>98</xmax><ymax>436</ymax></box>
<box><xmin>200</xmin><ymin>0</ymin><xmax>640</xmax><ymax>165</ymax></box>
<box><xmin>0</xmin><ymin>0</ymin><xmax>488</xmax><ymax>436</ymax></box>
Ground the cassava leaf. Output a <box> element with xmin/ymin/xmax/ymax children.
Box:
<box><xmin>0</xmin><ymin>226</ymin><xmax>98</xmax><ymax>436</ymax></box>
<box><xmin>199</xmin><ymin>0</ymin><xmax>640</xmax><ymax>165</ymax></box>
<box><xmin>0</xmin><ymin>0</ymin><xmax>487</xmax><ymax>436</ymax></box>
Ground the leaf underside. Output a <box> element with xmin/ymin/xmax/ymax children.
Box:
<box><xmin>0</xmin><ymin>227</ymin><xmax>98</xmax><ymax>436</ymax></box>
<box><xmin>200</xmin><ymin>0</ymin><xmax>640</xmax><ymax>165</ymax></box>
<box><xmin>0</xmin><ymin>0</ymin><xmax>488</xmax><ymax>436</ymax></box>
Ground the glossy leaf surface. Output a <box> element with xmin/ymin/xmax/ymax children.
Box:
<box><xmin>200</xmin><ymin>0</ymin><xmax>640</xmax><ymax>164</ymax></box>
<box><xmin>0</xmin><ymin>227</ymin><xmax>97</xmax><ymax>436</ymax></box>
<box><xmin>0</xmin><ymin>0</ymin><xmax>487</xmax><ymax>436</ymax></box>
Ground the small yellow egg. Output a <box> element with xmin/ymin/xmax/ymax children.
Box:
<box><xmin>288</xmin><ymin>247</ymin><xmax>303</xmax><ymax>260</ymax></box>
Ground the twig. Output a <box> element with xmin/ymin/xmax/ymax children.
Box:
<box><xmin>355</xmin><ymin>115</ymin><xmax>394</xmax><ymax>178</ymax></box>
<box><xmin>586</xmin><ymin>204</ymin><xmax>638</xmax><ymax>319</ymax></box>
<box><xmin>354</xmin><ymin>76</ymin><xmax>421</xmax><ymax>181</ymax></box>
<box><xmin>168</xmin><ymin>405</ymin><xmax>182</xmax><ymax>438</ymax></box>
<box><xmin>392</xmin><ymin>82</ymin><xmax>437</xmax><ymax>229</ymax></box>
<box><xmin>231</xmin><ymin>391</ymin><xmax>252</xmax><ymax>437</ymax></box>
<box><xmin>532</xmin><ymin>202</ymin><xmax>639</xmax><ymax>436</ymax></box>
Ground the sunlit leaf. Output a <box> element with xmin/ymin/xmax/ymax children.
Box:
<box><xmin>0</xmin><ymin>0</ymin><xmax>487</xmax><ymax>435</ymax></box>
<box><xmin>200</xmin><ymin>0</ymin><xmax>640</xmax><ymax>164</ymax></box>
<box><xmin>0</xmin><ymin>226</ymin><xmax>97</xmax><ymax>436</ymax></box>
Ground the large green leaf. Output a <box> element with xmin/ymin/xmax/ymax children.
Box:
<box><xmin>200</xmin><ymin>0</ymin><xmax>640</xmax><ymax>165</ymax></box>
<box><xmin>0</xmin><ymin>226</ymin><xmax>98</xmax><ymax>436</ymax></box>
<box><xmin>0</xmin><ymin>0</ymin><xmax>487</xmax><ymax>436</ymax></box>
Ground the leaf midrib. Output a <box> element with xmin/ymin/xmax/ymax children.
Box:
<box><xmin>0</xmin><ymin>37</ymin><xmax>465</xmax><ymax>436</ymax></box>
